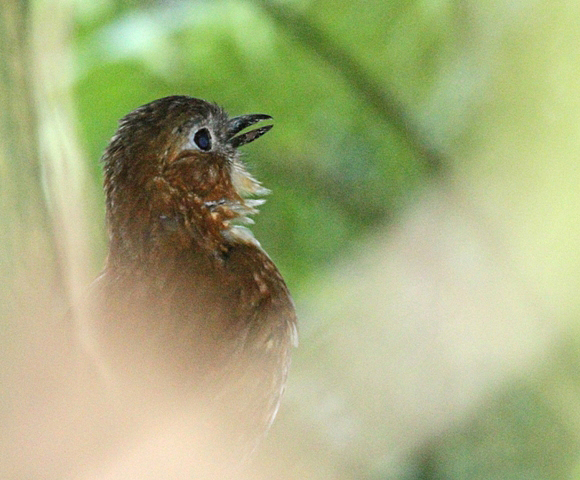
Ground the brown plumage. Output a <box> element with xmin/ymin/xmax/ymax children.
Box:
<box><xmin>82</xmin><ymin>96</ymin><xmax>297</xmax><ymax>471</ymax></box>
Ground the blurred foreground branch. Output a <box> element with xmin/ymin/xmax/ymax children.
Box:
<box><xmin>0</xmin><ymin>1</ymin><xmax>59</xmax><ymax>292</ymax></box>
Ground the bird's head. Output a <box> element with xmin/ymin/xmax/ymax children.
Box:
<box><xmin>102</xmin><ymin>96</ymin><xmax>273</xmax><ymax>264</ymax></box>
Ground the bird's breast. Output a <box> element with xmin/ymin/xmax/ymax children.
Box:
<box><xmin>92</xmin><ymin>239</ymin><xmax>294</xmax><ymax>389</ymax></box>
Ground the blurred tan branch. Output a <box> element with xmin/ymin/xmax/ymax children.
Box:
<box><xmin>0</xmin><ymin>0</ymin><xmax>59</xmax><ymax>286</ymax></box>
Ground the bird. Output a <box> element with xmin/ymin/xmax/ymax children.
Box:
<box><xmin>80</xmin><ymin>95</ymin><xmax>298</xmax><ymax>472</ymax></box>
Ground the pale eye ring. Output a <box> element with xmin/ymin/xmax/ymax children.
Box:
<box><xmin>193</xmin><ymin>127</ymin><xmax>212</xmax><ymax>151</ymax></box>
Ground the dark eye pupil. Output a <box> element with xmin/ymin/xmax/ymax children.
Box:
<box><xmin>194</xmin><ymin>128</ymin><xmax>211</xmax><ymax>151</ymax></box>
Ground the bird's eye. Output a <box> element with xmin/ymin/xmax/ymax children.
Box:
<box><xmin>193</xmin><ymin>128</ymin><xmax>212</xmax><ymax>151</ymax></box>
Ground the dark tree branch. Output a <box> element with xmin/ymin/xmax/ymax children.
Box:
<box><xmin>251</xmin><ymin>0</ymin><xmax>445</xmax><ymax>175</ymax></box>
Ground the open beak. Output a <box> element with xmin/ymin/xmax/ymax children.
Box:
<box><xmin>227</xmin><ymin>113</ymin><xmax>273</xmax><ymax>148</ymax></box>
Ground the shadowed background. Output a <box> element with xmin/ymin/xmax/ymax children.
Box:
<box><xmin>3</xmin><ymin>0</ymin><xmax>580</xmax><ymax>478</ymax></box>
